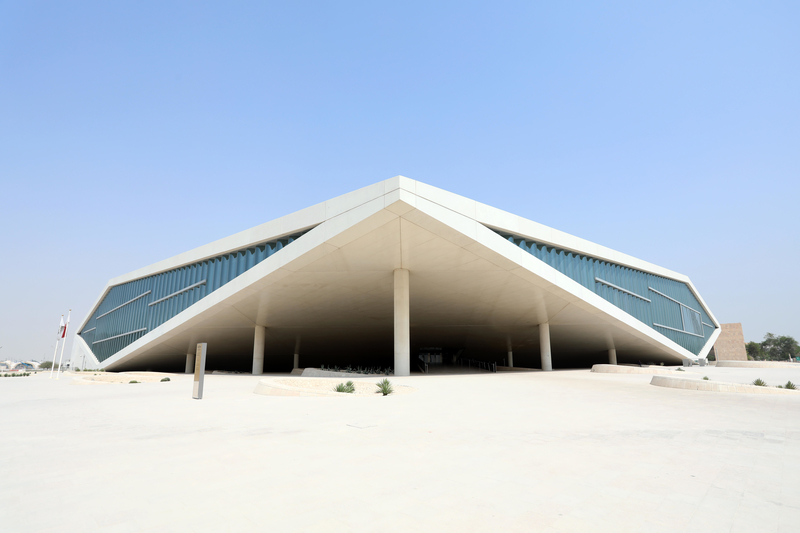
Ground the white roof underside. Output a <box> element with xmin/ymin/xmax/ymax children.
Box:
<box><xmin>76</xmin><ymin>177</ymin><xmax>720</xmax><ymax>371</ymax></box>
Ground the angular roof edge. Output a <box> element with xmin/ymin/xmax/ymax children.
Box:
<box><xmin>77</xmin><ymin>176</ymin><xmax>715</xmax><ymax>332</ymax></box>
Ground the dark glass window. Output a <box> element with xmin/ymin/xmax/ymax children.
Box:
<box><xmin>681</xmin><ymin>306</ymin><xmax>702</xmax><ymax>335</ymax></box>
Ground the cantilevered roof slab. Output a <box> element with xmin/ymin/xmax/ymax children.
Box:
<box><xmin>73</xmin><ymin>177</ymin><xmax>719</xmax><ymax>372</ymax></box>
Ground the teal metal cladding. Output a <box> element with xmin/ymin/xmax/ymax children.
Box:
<box><xmin>80</xmin><ymin>230</ymin><xmax>312</xmax><ymax>362</ymax></box>
<box><xmin>495</xmin><ymin>231</ymin><xmax>716</xmax><ymax>355</ymax></box>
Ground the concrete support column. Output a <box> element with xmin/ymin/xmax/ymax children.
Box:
<box><xmin>539</xmin><ymin>322</ymin><xmax>552</xmax><ymax>371</ymax></box>
<box><xmin>506</xmin><ymin>335</ymin><xmax>513</xmax><ymax>368</ymax></box>
<box><xmin>394</xmin><ymin>268</ymin><xmax>410</xmax><ymax>377</ymax></box>
<box><xmin>608</xmin><ymin>348</ymin><xmax>617</xmax><ymax>365</ymax></box>
<box><xmin>293</xmin><ymin>336</ymin><xmax>301</xmax><ymax>370</ymax></box>
<box><xmin>252</xmin><ymin>326</ymin><xmax>266</xmax><ymax>375</ymax></box>
<box><xmin>185</xmin><ymin>353</ymin><xmax>195</xmax><ymax>374</ymax></box>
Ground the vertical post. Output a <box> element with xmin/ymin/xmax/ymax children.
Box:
<box><xmin>608</xmin><ymin>348</ymin><xmax>617</xmax><ymax>365</ymax></box>
<box><xmin>253</xmin><ymin>326</ymin><xmax>266</xmax><ymax>375</ymax></box>
<box><xmin>539</xmin><ymin>322</ymin><xmax>552</xmax><ymax>371</ymax></box>
<box><xmin>506</xmin><ymin>334</ymin><xmax>514</xmax><ymax>368</ymax></box>
<box><xmin>394</xmin><ymin>269</ymin><xmax>410</xmax><ymax>377</ymax></box>
<box><xmin>193</xmin><ymin>343</ymin><xmax>207</xmax><ymax>399</ymax></box>
<box><xmin>55</xmin><ymin>310</ymin><xmax>71</xmax><ymax>380</ymax></box>
<box><xmin>293</xmin><ymin>336</ymin><xmax>301</xmax><ymax>370</ymax></box>
<box><xmin>49</xmin><ymin>340</ymin><xmax>60</xmax><ymax>379</ymax></box>
<box><xmin>185</xmin><ymin>353</ymin><xmax>195</xmax><ymax>374</ymax></box>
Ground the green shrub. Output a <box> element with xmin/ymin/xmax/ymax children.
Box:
<box><xmin>676</xmin><ymin>368</ymin><xmax>684</xmax><ymax>372</ymax></box>
<box><xmin>161</xmin><ymin>377</ymin><xmax>170</xmax><ymax>382</ymax></box>
<box><xmin>129</xmin><ymin>380</ymin><xmax>140</xmax><ymax>384</ymax></box>
<box><xmin>785</xmin><ymin>381</ymin><xmax>797</xmax><ymax>390</ymax></box>
<box><xmin>334</xmin><ymin>381</ymin><xmax>355</xmax><ymax>393</ymax></box>
<box><xmin>703</xmin><ymin>376</ymin><xmax>709</xmax><ymax>380</ymax></box>
<box><xmin>376</xmin><ymin>378</ymin><xmax>393</xmax><ymax>396</ymax></box>
<box><xmin>751</xmin><ymin>378</ymin><xmax>767</xmax><ymax>387</ymax></box>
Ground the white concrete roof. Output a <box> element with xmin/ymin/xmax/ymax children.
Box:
<box><xmin>74</xmin><ymin>177</ymin><xmax>719</xmax><ymax>370</ymax></box>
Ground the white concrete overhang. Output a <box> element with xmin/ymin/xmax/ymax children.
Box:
<box><xmin>78</xmin><ymin>176</ymin><xmax>719</xmax><ymax>370</ymax></box>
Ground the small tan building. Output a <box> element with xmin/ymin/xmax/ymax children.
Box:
<box><xmin>710</xmin><ymin>323</ymin><xmax>747</xmax><ymax>361</ymax></box>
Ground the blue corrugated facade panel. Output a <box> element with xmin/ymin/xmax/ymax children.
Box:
<box><xmin>79</xmin><ymin>230</ymin><xmax>312</xmax><ymax>362</ymax></box>
<box><xmin>497</xmin><ymin>231</ymin><xmax>716</xmax><ymax>355</ymax></box>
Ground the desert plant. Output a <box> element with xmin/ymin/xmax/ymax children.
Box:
<box><xmin>129</xmin><ymin>380</ymin><xmax>140</xmax><ymax>384</ymax></box>
<box><xmin>376</xmin><ymin>378</ymin><xmax>393</xmax><ymax>396</ymax></box>
<box><xmin>703</xmin><ymin>376</ymin><xmax>709</xmax><ymax>380</ymax></box>
<box><xmin>751</xmin><ymin>378</ymin><xmax>767</xmax><ymax>387</ymax></box>
<box><xmin>676</xmin><ymin>368</ymin><xmax>684</xmax><ymax>372</ymax></box>
<box><xmin>334</xmin><ymin>381</ymin><xmax>355</xmax><ymax>393</ymax></box>
<box><xmin>785</xmin><ymin>381</ymin><xmax>797</xmax><ymax>390</ymax></box>
<box><xmin>161</xmin><ymin>377</ymin><xmax>170</xmax><ymax>382</ymax></box>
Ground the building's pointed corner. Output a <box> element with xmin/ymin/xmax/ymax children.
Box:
<box><xmin>384</xmin><ymin>186</ymin><xmax>417</xmax><ymax>216</ymax></box>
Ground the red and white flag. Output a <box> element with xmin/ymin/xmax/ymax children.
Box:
<box><xmin>57</xmin><ymin>316</ymin><xmax>66</xmax><ymax>338</ymax></box>
<box><xmin>61</xmin><ymin>312</ymin><xmax>70</xmax><ymax>339</ymax></box>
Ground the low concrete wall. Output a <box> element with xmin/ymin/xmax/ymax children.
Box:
<box><xmin>301</xmin><ymin>368</ymin><xmax>389</xmax><ymax>378</ymax></box>
<box><xmin>716</xmin><ymin>361</ymin><xmax>799</xmax><ymax>368</ymax></box>
<box><xmin>650</xmin><ymin>375</ymin><xmax>800</xmax><ymax>395</ymax></box>
<box><xmin>254</xmin><ymin>378</ymin><xmax>347</xmax><ymax>397</ymax></box>
<box><xmin>591</xmin><ymin>364</ymin><xmax>679</xmax><ymax>375</ymax></box>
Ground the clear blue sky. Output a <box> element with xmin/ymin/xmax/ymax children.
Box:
<box><xmin>1</xmin><ymin>1</ymin><xmax>797</xmax><ymax>362</ymax></box>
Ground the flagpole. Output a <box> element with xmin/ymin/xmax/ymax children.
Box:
<box><xmin>49</xmin><ymin>315</ymin><xmax>63</xmax><ymax>379</ymax></box>
<box><xmin>56</xmin><ymin>310</ymin><xmax>71</xmax><ymax>380</ymax></box>
<box><xmin>49</xmin><ymin>341</ymin><xmax>59</xmax><ymax>378</ymax></box>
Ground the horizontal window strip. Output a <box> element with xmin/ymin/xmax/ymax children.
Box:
<box><xmin>81</xmin><ymin>327</ymin><xmax>96</xmax><ymax>334</ymax></box>
<box><xmin>93</xmin><ymin>328</ymin><xmax>147</xmax><ymax>345</ymax></box>
<box><xmin>96</xmin><ymin>290</ymin><xmax>152</xmax><ymax>319</ymax></box>
<box><xmin>653</xmin><ymin>323</ymin><xmax>705</xmax><ymax>338</ymax></box>
<box><xmin>648</xmin><ymin>287</ymin><xmax>701</xmax><ymax>314</ymax></box>
<box><xmin>702</xmin><ymin>322</ymin><xmax>716</xmax><ymax>329</ymax></box>
<box><xmin>148</xmin><ymin>280</ymin><xmax>207</xmax><ymax>307</ymax></box>
<box><xmin>594</xmin><ymin>278</ymin><xmax>651</xmax><ymax>302</ymax></box>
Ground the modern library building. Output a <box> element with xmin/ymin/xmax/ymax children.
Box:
<box><xmin>71</xmin><ymin>177</ymin><xmax>720</xmax><ymax>375</ymax></box>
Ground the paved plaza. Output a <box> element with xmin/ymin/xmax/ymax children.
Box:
<box><xmin>2</xmin><ymin>366</ymin><xmax>800</xmax><ymax>532</ymax></box>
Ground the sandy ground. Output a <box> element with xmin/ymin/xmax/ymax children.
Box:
<box><xmin>271</xmin><ymin>376</ymin><xmax>414</xmax><ymax>396</ymax></box>
<box><xmin>71</xmin><ymin>372</ymin><xmax>179</xmax><ymax>384</ymax></box>
<box><xmin>683</xmin><ymin>365</ymin><xmax>800</xmax><ymax>387</ymax></box>
<box><xmin>2</xmin><ymin>367</ymin><xmax>800</xmax><ymax>532</ymax></box>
